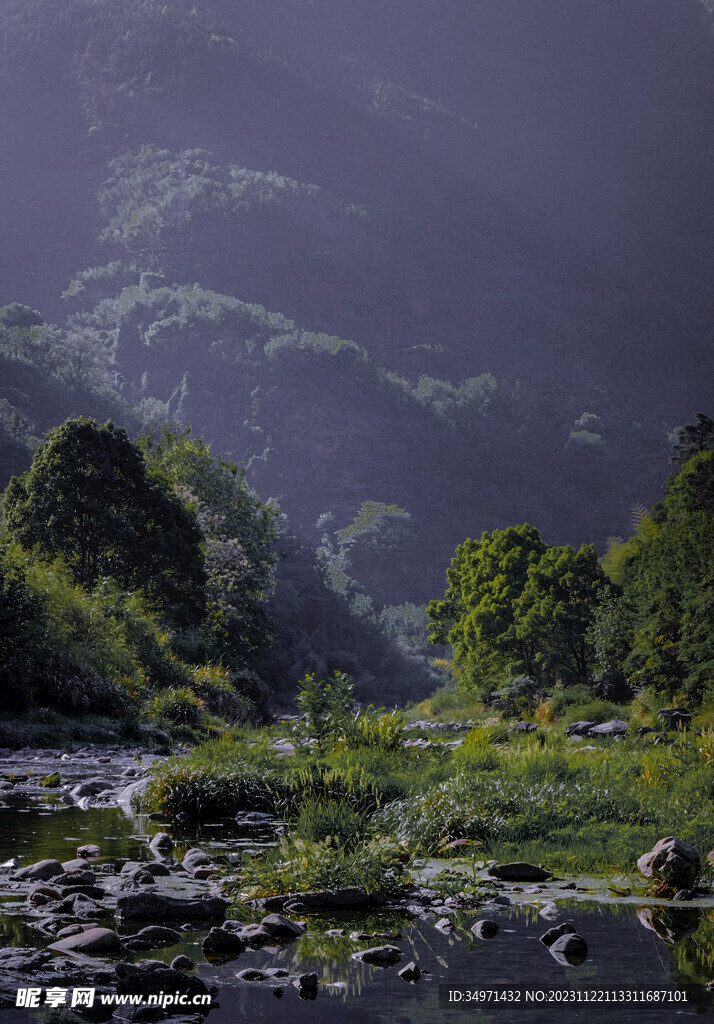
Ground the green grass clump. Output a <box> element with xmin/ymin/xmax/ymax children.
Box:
<box><xmin>40</xmin><ymin>772</ymin><xmax>61</xmax><ymax>787</ymax></box>
<box><xmin>294</xmin><ymin>797</ymin><xmax>366</xmax><ymax>847</ymax></box>
<box><xmin>232</xmin><ymin>835</ymin><xmax>406</xmax><ymax>898</ymax></box>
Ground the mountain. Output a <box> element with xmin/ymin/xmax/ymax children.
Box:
<box><xmin>1</xmin><ymin>0</ymin><xmax>712</xmax><ymax>608</ymax></box>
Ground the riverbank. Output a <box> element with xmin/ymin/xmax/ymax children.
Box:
<box><xmin>0</xmin><ymin>744</ymin><xmax>712</xmax><ymax>1020</ymax></box>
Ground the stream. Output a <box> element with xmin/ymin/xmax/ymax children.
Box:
<box><xmin>0</xmin><ymin>747</ymin><xmax>712</xmax><ymax>1023</ymax></box>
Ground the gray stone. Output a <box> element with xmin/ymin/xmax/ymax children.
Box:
<box><xmin>565</xmin><ymin>721</ymin><xmax>596</xmax><ymax>736</ymax></box>
<box><xmin>513</xmin><ymin>721</ymin><xmax>537</xmax><ymax>733</ymax></box>
<box><xmin>59</xmin><ymin>885</ymin><xmax>106</xmax><ymax>900</ymax></box>
<box><xmin>261</xmin><ymin>913</ymin><xmax>305</xmax><ymax>939</ymax></box>
<box><xmin>193</xmin><ymin>866</ymin><xmax>219</xmax><ymax>880</ymax></box>
<box><xmin>472</xmin><ymin>920</ymin><xmax>498</xmax><ymax>939</ymax></box>
<box><xmin>170</xmin><ymin>955</ymin><xmax>194</xmax><ymax>970</ymax></box>
<box><xmin>48</xmin><ymin>927</ymin><xmax>121</xmax><ymax>955</ymax></box>
<box><xmin>487</xmin><ymin>862</ymin><xmax>552</xmax><ymax>882</ymax></box>
<box><xmin>69</xmin><ymin>778</ymin><xmax>113</xmax><ymax>800</ymax></box>
<box><xmin>149</xmin><ymin>832</ymin><xmax>173</xmax><ymax>852</ymax></box>
<box><xmin>116</xmin><ymin>893</ymin><xmax>228</xmax><ymax>922</ymax></box>
<box><xmin>181</xmin><ymin>848</ymin><xmax>213</xmax><ymax>872</ymax></box>
<box><xmin>125</xmin><ymin>926</ymin><xmax>182</xmax><ymax>948</ymax></box>
<box><xmin>435</xmin><ymin>917</ymin><xmax>453</xmax><ymax>933</ymax></box>
<box><xmin>587</xmin><ymin>719</ymin><xmax>628</xmax><ymax>737</ymax></box>
<box><xmin>237</xmin><ymin>968</ymin><xmax>266</xmax><ymax>981</ymax></box>
<box><xmin>637</xmin><ymin>837</ymin><xmax>700</xmax><ymax>890</ymax></box>
<box><xmin>77</xmin><ymin>844</ymin><xmax>102</xmax><ymax>860</ymax></box>
<box><xmin>61</xmin><ymin>869</ymin><xmax>97</xmax><ymax>886</ymax></box>
<box><xmin>202</xmin><ymin>926</ymin><xmax>246</xmax><ymax>955</ymax></box>
<box><xmin>549</xmin><ymin>932</ymin><xmax>588</xmax><ymax>965</ymax></box>
<box><xmin>237</xmin><ymin>923</ymin><xmax>272</xmax><ymax>945</ymax></box>
<box><xmin>12</xmin><ymin>859</ymin><xmax>64</xmax><ymax>881</ymax></box>
<box><xmin>352</xmin><ymin>945</ymin><xmax>402</xmax><ymax>965</ymax></box>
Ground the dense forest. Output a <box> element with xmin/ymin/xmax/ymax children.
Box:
<box><xmin>0</xmin><ymin>1</ymin><xmax>713</xmax><ymax>734</ymax></box>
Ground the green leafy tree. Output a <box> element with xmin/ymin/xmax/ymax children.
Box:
<box><xmin>429</xmin><ymin>526</ymin><xmax>611</xmax><ymax>691</ymax></box>
<box><xmin>427</xmin><ymin>524</ymin><xmax>547</xmax><ymax>690</ymax></box>
<box><xmin>142</xmin><ymin>429</ymin><xmax>278</xmax><ymax>664</ymax></box>
<box><xmin>622</xmin><ymin>450</ymin><xmax>714</xmax><ymax>702</ymax></box>
<box><xmin>2</xmin><ymin>418</ymin><xmax>205</xmax><ymax>624</ymax></box>
<box><xmin>514</xmin><ymin>543</ymin><xmax>613</xmax><ymax>685</ymax></box>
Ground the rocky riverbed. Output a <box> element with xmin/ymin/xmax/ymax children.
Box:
<box><xmin>0</xmin><ymin>747</ymin><xmax>713</xmax><ymax>1022</ymax></box>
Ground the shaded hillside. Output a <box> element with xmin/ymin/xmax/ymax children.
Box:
<box><xmin>1</xmin><ymin>0</ymin><xmax>712</xmax><ymax>605</ymax></box>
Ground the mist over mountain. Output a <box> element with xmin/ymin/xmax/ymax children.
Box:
<box><xmin>1</xmin><ymin>0</ymin><xmax>712</xmax><ymax>610</ymax></box>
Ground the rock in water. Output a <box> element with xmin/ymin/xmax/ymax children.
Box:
<box><xmin>549</xmin><ymin>933</ymin><xmax>588</xmax><ymax>965</ymax></box>
<box><xmin>149</xmin><ymin>832</ymin><xmax>173</xmax><ymax>852</ymax></box>
<box><xmin>487</xmin><ymin>862</ymin><xmax>552</xmax><ymax>882</ymax></box>
<box><xmin>540</xmin><ymin>922</ymin><xmax>577</xmax><ymax>947</ymax></box>
<box><xmin>637</xmin><ymin>837</ymin><xmax>700</xmax><ymax>890</ymax></box>
<box><xmin>12</xmin><ymin>859</ymin><xmax>64</xmax><ymax>881</ymax></box>
<box><xmin>399</xmin><ymin>961</ymin><xmax>421</xmax><ymax>982</ymax></box>
<box><xmin>472</xmin><ymin>920</ymin><xmax>498</xmax><ymax>939</ymax></box>
<box><xmin>351</xmin><ymin>945</ymin><xmax>403</xmax><ymax>965</ymax></box>
<box><xmin>260</xmin><ymin>914</ymin><xmax>305</xmax><ymax>939</ymax></box>
<box><xmin>116</xmin><ymin>893</ymin><xmax>228</xmax><ymax>922</ymax></box>
<box><xmin>48</xmin><ymin>928</ymin><xmax>121</xmax><ymax>955</ymax></box>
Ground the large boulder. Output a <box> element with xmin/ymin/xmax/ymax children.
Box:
<box><xmin>48</xmin><ymin>927</ymin><xmax>121</xmax><ymax>955</ymax></box>
<box><xmin>12</xmin><ymin>859</ymin><xmax>64</xmax><ymax>882</ymax></box>
<box><xmin>116</xmin><ymin>893</ymin><xmax>228</xmax><ymax>922</ymax></box>
<box><xmin>487</xmin><ymin>862</ymin><xmax>552</xmax><ymax>882</ymax></box>
<box><xmin>637</xmin><ymin>837</ymin><xmax>700</xmax><ymax>890</ymax></box>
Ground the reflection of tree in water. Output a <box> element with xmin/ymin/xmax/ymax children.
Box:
<box><xmin>673</xmin><ymin>909</ymin><xmax>714</xmax><ymax>989</ymax></box>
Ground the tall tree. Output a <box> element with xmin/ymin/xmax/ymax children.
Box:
<box><xmin>2</xmin><ymin>418</ymin><xmax>205</xmax><ymax>624</ymax></box>
<box><xmin>622</xmin><ymin>450</ymin><xmax>714</xmax><ymax>702</ymax></box>
<box><xmin>670</xmin><ymin>412</ymin><xmax>714</xmax><ymax>467</ymax></box>
<box><xmin>514</xmin><ymin>543</ymin><xmax>613</xmax><ymax>685</ymax></box>
<box><xmin>427</xmin><ymin>524</ymin><xmax>547</xmax><ymax>690</ymax></box>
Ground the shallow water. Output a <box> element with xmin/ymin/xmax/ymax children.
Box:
<box><xmin>1</xmin><ymin>751</ymin><xmax>712</xmax><ymax>1023</ymax></box>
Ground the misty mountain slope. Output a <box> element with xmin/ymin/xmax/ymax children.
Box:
<box><xmin>1</xmin><ymin>0</ymin><xmax>712</xmax><ymax>609</ymax></box>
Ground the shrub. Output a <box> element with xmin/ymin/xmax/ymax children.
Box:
<box><xmin>146</xmin><ymin>688</ymin><xmax>204</xmax><ymax>729</ymax></box>
<box><xmin>547</xmin><ymin>683</ymin><xmax>595</xmax><ymax>718</ymax></box>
